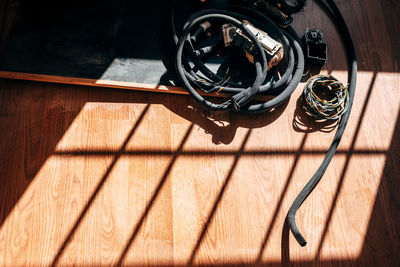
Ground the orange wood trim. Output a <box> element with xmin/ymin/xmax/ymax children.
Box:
<box><xmin>0</xmin><ymin>70</ymin><xmax>273</xmax><ymax>101</ymax></box>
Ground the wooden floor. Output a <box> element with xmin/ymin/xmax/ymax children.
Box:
<box><xmin>0</xmin><ymin>0</ymin><xmax>399</xmax><ymax>266</ymax></box>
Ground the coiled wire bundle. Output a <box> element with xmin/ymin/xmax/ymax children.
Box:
<box><xmin>302</xmin><ymin>74</ymin><xmax>349</xmax><ymax>120</ymax></box>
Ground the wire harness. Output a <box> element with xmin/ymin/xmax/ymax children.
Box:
<box><xmin>173</xmin><ymin>7</ymin><xmax>305</xmax><ymax>113</ymax></box>
<box><xmin>302</xmin><ymin>74</ymin><xmax>348</xmax><ymax>120</ymax></box>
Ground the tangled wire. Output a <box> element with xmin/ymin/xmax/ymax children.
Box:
<box><xmin>302</xmin><ymin>74</ymin><xmax>349</xmax><ymax>120</ymax></box>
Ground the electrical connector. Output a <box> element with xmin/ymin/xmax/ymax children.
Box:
<box><xmin>303</xmin><ymin>29</ymin><xmax>327</xmax><ymax>66</ymax></box>
<box><xmin>222</xmin><ymin>21</ymin><xmax>284</xmax><ymax>69</ymax></box>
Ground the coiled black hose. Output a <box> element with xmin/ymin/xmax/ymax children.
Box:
<box><xmin>286</xmin><ymin>0</ymin><xmax>357</xmax><ymax>246</ymax></box>
<box><xmin>173</xmin><ymin>5</ymin><xmax>305</xmax><ymax>113</ymax></box>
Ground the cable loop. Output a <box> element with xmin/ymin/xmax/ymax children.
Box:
<box><xmin>302</xmin><ymin>74</ymin><xmax>349</xmax><ymax>120</ymax></box>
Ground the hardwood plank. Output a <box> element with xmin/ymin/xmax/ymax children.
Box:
<box><xmin>0</xmin><ymin>71</ymin><xmax>398</xmax><ymax>265</ymax></box>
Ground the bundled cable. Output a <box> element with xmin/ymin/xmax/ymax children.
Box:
<box><xmin>172</xmin><ymin>5</ymin><xmax>305</xmax><ymax>113</ymax></box>
<box><xmin>302</xmin><ymin>74</ymin><xmax>349</xmax><ymax>120</ymax></box>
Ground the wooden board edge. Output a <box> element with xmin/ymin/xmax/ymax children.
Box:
<box><xmin>0</xmin><ymin>70</ymin><xmax>274</xmax><ymax>101</ymax></box>
<box><xmin>0</xmin><ymin>70</ymin><xmax>192</xmax><ymax>93</ymax></box>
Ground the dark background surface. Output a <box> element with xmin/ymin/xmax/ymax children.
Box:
<box><xmin>0</xmin><ymin>0</ymin><xmax>236</xmax><ymax>85</ymax></box>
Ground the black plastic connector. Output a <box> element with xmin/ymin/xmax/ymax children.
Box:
<box><xmin>303</xmin><ymin>29</ymin><xmax>327</xmax><ymax>66</ymax></box>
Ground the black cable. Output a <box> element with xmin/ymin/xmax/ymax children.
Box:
<box><xmin>302</xmin><ymin>74</ymin><xmax>349</xmax><ymax>120</ymax></box>
<box><xmin>286</xmin><ymin>0</ymin><xmax>357</xmax><ymax>246</ymax></box>
<box><xmin>172</xmin><ymin>4</ymin><xmax>305</xmax><ymax>113</ymax></box>
<box><xmin>279</xmin><ymin>0</ymin><xmax>308</xmax><ymax>15</ymax></box>
<box><xmin>176</xmin><ymin>11</ymin><xmax>268</xmax><ymax>111</ymax></box>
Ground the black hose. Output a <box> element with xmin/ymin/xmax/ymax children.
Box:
<box><xmin>176</xmin><ymin>11</ymin><xmax>268</xmax><ymax>111</ymax></box>
<box><xmin>172</xmin><ymin>5</ymin><xmax>305</xmax><ymax>113</ymax></box>
<box><xmin>286</xmin><ymin>0</ymin><xmax>357</xmax><ymax>246</ymax></box>
<box><xmin>279</xmin><ymin>0</ymin><xmax>308</xmax><ymax>15</ymax></box>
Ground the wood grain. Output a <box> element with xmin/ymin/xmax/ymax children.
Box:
<box><xmin>0</xmin><ymin>71</ymin><xmax>274</xmax><ymax>101</ymax></box>
<box><xmin>0</xmin><ymin>0</ymin><xmax>399</xmax><ymax>266</ymax></box>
